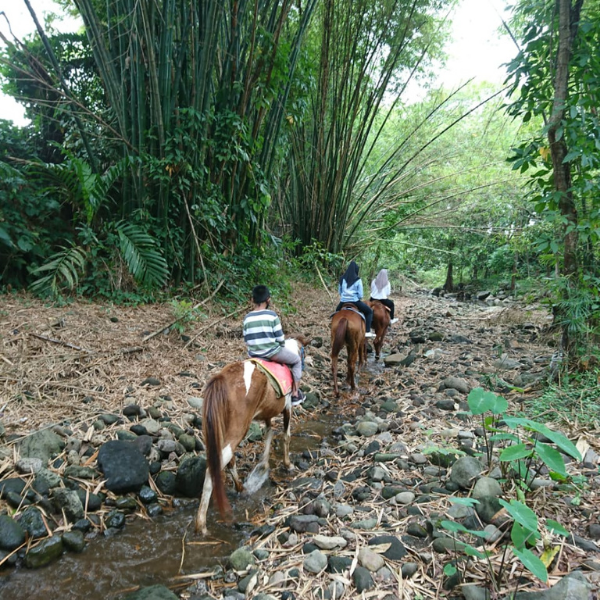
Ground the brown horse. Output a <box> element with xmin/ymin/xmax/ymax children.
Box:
<box><xmin>367</xmin><ymin>300</ymin><xmax>391</xmax><ymax>360</ymax></box>
<box><xmin>330</xmin><ymin>305</ymin><xmax>366</xmax><ymax>397</ymax></box>
<box><xmin>194</xmin><ymin>336</ymin><xmax>309</xmax><ymax>535</ymax></box>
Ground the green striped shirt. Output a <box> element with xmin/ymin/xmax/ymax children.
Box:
<box><xmin>243</xmin><ymin>309</ymin><xmax>284</xmax><ymax>358</ymax></box>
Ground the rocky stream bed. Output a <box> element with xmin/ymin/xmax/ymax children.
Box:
<box><xmin>0</xmin><ymin>285</ymin><xmax>599</xmax><ymax>600</ymax></box>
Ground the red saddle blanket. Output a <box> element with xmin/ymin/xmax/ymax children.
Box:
<box><xmin>249</xmin><ymin>358</ymin><xmax>293</xmax><ymax>397</ymax></box>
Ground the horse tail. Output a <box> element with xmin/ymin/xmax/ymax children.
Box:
<box><xmin>203</xmin><ymin>373</ymin><xmax>231</xmax><ymax>517</ymax></box>
<box><xmin>332</xmin><ymin>317</ymin><xmax>348</xmax><ymax>357</ymax></box>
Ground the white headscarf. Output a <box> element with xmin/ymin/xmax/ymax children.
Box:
<box><xmin>373</xmin><ymin>269</ymin><xmax>389</xmax><ymax>293</ymax></box>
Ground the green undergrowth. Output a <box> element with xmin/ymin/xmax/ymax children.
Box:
<box><xmin>522</xmin><ymin>369</ymin><xmax>600</xmax><ymax>429</ymax></box>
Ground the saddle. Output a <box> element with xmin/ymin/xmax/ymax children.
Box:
<box><xmin>330</xmin><ymin>304</ymin><xmax>365</xmax><ymax>321</ymax></box>
<box><xmin>249</xmin><ymin>358</ymin><xmax>293</xmax><ymax>397</ymax></box>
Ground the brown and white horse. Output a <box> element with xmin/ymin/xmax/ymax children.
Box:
<box><xmin>195</xmin><ymin>336</ymin><xmax>309</xmax><ymax>535</ymax></box>
<box><xmin>330</xmin><ymin>305</ymin><xmax>366</xmax><ymax>397</ymax></box>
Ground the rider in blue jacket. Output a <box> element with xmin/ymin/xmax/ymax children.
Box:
<box><xmin>335</xmin><ymin>261</ymin><xmax>375</xmax><ymax>338</ymax></box>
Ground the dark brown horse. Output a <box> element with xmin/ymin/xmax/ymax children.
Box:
<box><xmin>367</xmin><ymin>300</ymin><xmax>391</xmax><ymax>360</ymax></box>
<box><xmin>195</xmin><ymin>336</ymin><xmax>309</xmax><ymax>535</ymax></box>
<box><xmin>330</xmin><ymin>305</ymin><xmax>366</xmax><ymax>397</ymax></box>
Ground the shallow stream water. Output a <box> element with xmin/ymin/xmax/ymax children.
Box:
<box><xmin>0</xmin><ymin>359</ymin><xmax>385</xmax><ymax>600</ymax></box>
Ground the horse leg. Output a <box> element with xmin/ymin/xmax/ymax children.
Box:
<box><xmin>229</xmin><ymin>454</ymin><xmax>243</xmax><ymax>493</ymax></box>
<box><xmin>332</xmin><ymin>353</ymin><xmax>340</xmax><ymax>397</ymax></box>
<box><xmin>282</xmin><ymin>405</ymin><xmax>293</xmax><ymax>470</ymax></box>
<box><xmin>244</xmin><ymin>419</ymin><xmax>274</xmax><ymax>494</ymax></box>
<box><xmin>347</xmin><ymin>345</ymin><xmax>357</xmax><ymax>390</ymax></box>
<box><xmin>195</xmin><ymin>444</ymin><xmax>233</xmax><ymax>535</ymax></box>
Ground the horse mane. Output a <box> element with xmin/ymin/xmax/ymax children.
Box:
<box><xmin>202</xmin><ymin>373</ymin><xmax>231</xmax><ymax>518</ymax></box>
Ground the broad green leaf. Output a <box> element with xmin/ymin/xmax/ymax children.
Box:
<box><xmin>468</xmin><ymin>388</ymin><xmax>505</xmax><ymax>415</ymax></box>
<box><xmin>500</xmin><ymin>444</ymin><xmax>532</xmax><ymax>461</ymax></box>
<box><xmin>440</xmin><ymin>520</ymin><xmax>468</xmax><ymax>534</ymax></box>
<box><xmin>464</xmin><ymin>544</ymin><xmax>486</xmax><ymax>559</ymax></box>
<box><xmin>511</xmin><ymin>521</ymin><xmax>540</xmax><ymax>549</ymax></box>
<box><xmin>443</xmin><ymin>563</ymin><xmax>457</xmax><ymax>577</ymax></box>
<box><xmin>449</xmin><ymin>498</ymin><xmax>480</xmax><ymax>507</ymax></box>
<box><xmin>535</xmin><ymin>443</ymin><xmax>566</xmax><ymax>476</ymax></box>
<box><xmin>499</xmin><ymin>499</ymin><xmax>538</xmax><ymax>532</ymax></box>
<box><xmin>546</xmin><ymin>520</ymin><xmax>569</xmax><ymax>537</ymax></box>
<box><xmin>489</xmin><ymin>433</ymin><xmax>520</xmax><ymax>443</ymax></box>
<box><xmin>513</xmin><ymin>547</ymin><xmax>548</xmax><ymax>582</ymax></box>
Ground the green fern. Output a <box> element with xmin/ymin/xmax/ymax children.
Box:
<box><xmin>116</xmin><ymin>222</ymin><xmax>169</xmax><ymax>288</ymax></box>
<box><xmin>30</xmin><ymin>246</ymin><xmax>88</xmax><ymax>297</ymax></box>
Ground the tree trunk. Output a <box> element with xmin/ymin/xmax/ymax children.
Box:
<box><xmin>547</xmin><ymin>0</ymin><xmax>583</xmax><ymax>354</ymax></box>
<box><xmin>443</xmin><ymin>261</ymin><xmax>453</xmax><ymax>292</ymax></box>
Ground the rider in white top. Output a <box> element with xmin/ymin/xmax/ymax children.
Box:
<box><xmin>369</xmin><ymin>269</ymin><xmax>398</xmax><ymax>324</ymax></box>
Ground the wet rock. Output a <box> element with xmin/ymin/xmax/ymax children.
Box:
<box><xmin>97</xmin><ymin>440</ymin><xmax>150</xmax><ymax>493</ymax></box>
<box><xmin>139</xmin><ymin>485</ymin><xmax>158</xmax><ymax>505</ymax></box>
<box><xmin>19</xmin><ymin>507</ymin><xmax>48</xmax><ymax>539</ymax></box>
<box><xmin>173</xmin><ymin>455</ymin><xmax>206</xmax><ymax>497</ymax></box>
<box><xmin>52</xmin><ymin>488</ymin><xmax>84</xmax><ymax>521</ymax></box>
<box><xmin>0</xmin><ymin>515</ymin><xmax>26</xmax><ymax>550</ymax></box>
<box><xmin>62</xmin><ymin>529</ymin><xmax>86</xmax><ymax>553</ymax></box>
<box><xmin>155</xmin><ymin>471</ymin><xmax>177</xmax><ymax>495</ymax></box>
<box><xmin>406</xmin><ymin>523</ymin><xmax>428</xmax><ymax>538</ymax></box>
<box><xmin>122</xmin><ymin>584</ymin><xmax>179</xmax><ymax>599</ymax></box>
<box><xmin>290</xmin><ymin>514</ymin><xmax>320</xmax><ymax>533</ymax></box>
<box><xmin>394</xmin><ymin>491</ymin><xmax>415</xmax><ymax>505</ymax></box>
<box><xmin>24</xmin><ymin>535</ymin><xmax>63</xmax><ymax>568</ymax></box>
<box><xmin>65</xmin><ymin>465</ymin><xmax>98</xmax><ymax>479</ymax></box>
<box><xmin>105</xmin><ymin>510</ymin><xmax>126</xmax><ymax>529</ymax></box>
<box><xmin>589</xmin><ymin>524</ymin><xmax>600</xmax><ymax>540</ymax></box>
<box><xmin>435</xmin><ymin>399</ymin><xmax>456</xmax><ymax>411</ymax></box>
<box><xmin>449</xmin><ymin>456</ymin><xmax>484</xmax><ymax>490</ymax></box>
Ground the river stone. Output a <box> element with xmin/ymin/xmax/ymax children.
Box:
<box><xmin>139</xmin><ymin>485</ymin><xmax>158</xmax><ymax>504</ymax></box>
<box><xmin>178</xmin><ymin>434</ymin><xmax>196</xmax><ymax>452</ymax></box>
<box><xmin>449</xmin><ymin>456</ymin><xmax>484</xmax><ymax>489</ymax></box>
<box><xmin>187</xmin><ymin>397</ymin><xmax>203</xmax><ymax>410</ymax></box>
<box><xmin>19</xmin><ymin>507</ymin><xmax>47</xmax><ymax>539</ymax></box>
<box><xmin>368</xmin><ymin>535</ymin><xmax>407</xmax><ymax>560</ymax></box>
<box><xmin>442</xmin><ymin>376</ymin><xmax>471</xmax><ymax>394</ymax></box>
<box><xmin>304</xmin><ymin>549</ymin><xmax>327</xmax><ymax>574</ymax></box>
<box><xmin>24</xmin><ymin>535</ymin><xmax>63</xmax><ymax>568</ymax></box>
<box><xmin>62</xmin><ymin>529</ymin><xmax>86</xmax><ymax>553</ymax></box>
<box><xmin>401</xmin><ymin>562</ymin><xmax>419</xmax><ymax>578</ymax></box>
<box><xmin>155</xmin><ymin>471</ymin><xmax>177</xmax><ymax>495</ymax></box>
<box><xmin>0</xmin><ymin>477</ymin><xmax>26</xmax><ymax>498</ymax></box>
<box><xmin>15</xmin><ymin>457</ymin><xmax>43</xmax><ymax>474</ymax></box>
<box><xmin>238</xmin><ymin>569</ymin><xmax>258</xmax><ymax>594</ymax></box>
<box><xmin>472</xmin><ymin>476</ymin><xmax>502</xmax><ymax>499</ymax></box>
<box><xmin>328</xmin><ymin>555</ymin><xmax>353</xmax><ymax>573</ymax></box>
<box><xmin>312</xmin><ymin>534</ymin><xmax>347</xmax><ymax>550</ymax></box>
<box><xmin>122</xmin><ymin>584</ymin><xmax>179</xmax><ymax>600</ymax></box>
<box><xmin>394</xmin><ymin>492</ymin><xmax>415</xmax><ymax>505</ymax></box>
<box><xmin>350</xmin><ymin>518</ymin><xmax>378</xmax><ymax>530</ymax></box>
<box><xmin>116</xmin><ymin>429</ymin><xmax>139</xmax><ymax>441</ymax></box>
<box><xmin>97</xmin><ymin>439</ymin><xmax>150</xmax><ymax>493</ymax></box>
<box><xmin>64</xmin><ymin>465</ymin><xmax>98</xmax><ymax>479</ymax></box>
<box><xmin>358</xmin><ymin>547</ymin><xmax>385</xmax><ymax>572</ymax></box>
<box><xmin>105</xmin><ymin>510</ymin><xmax>126</xmax><ymax>529</ymax></box>
<box><xmin>139</xmin><ymin>418</ymin><xmax>161</xmax><ymax>435</ymax></box>
<box><xmin>175</xmin><ymin>456</ymin><xmax>206</xmax><ymax>497</ymax></box>
<box><xmin>289</xmin><ymin>514</ymin><xmax>319</xmax><ymax>533</ymax></box>
<box><xmin>492</xmin><ymin>356</ymin><xmax>521</xmax><ymax>370</ymax></box>
<box><xmin>368</xmin><ymin>466</ymin><xmax>387</xmax><ymax>482</ymax></box>
<box><xmin>356</xmin><ymin>421</ymin><xmax>379</xmax><ymax>437</ymax></box>
<box><xmin>462</xmin><ymin>585</ymin><xmax>490</xmax><ymax>600</ymax></box>
<box><xmin>513</xmin><ymin>570</ymin><xmax>590</xmax><ymax>600</ymax></box>
<box><xmin>432</xmin><ymin>537</ymin><xmax>469</xmax><ymax>554</ymax></box>
<box><xmin>352</xmin><ymin>566</ymin><xmax>374</xmax><ymax>592</ymax></box>
<box><xmin>475</xmin><ymin>495</ymin><xmax>503</xmax><ymax>524</ymax></box>
<box><xmin>52</xmin><ymin>488</ymin><xmax>84</xmax><ymax>521</ymax></box>
<box><xmin>19</xmin><ymin>429</ymin><xmax>65</xmax><ymax>463</ymax></box>
<box><xmin>76</xmin><ymin>489</ymin><xmax>102</xmax><ymax>511</ymax></box>
<box><xmin>0</xmin><ymin>514</ymin><xmax>26</xmax><ymax>550</ymax></box>
<box><xmin>229</xmin><ymin>547</ymin><xmax>255</xmax><ymax>571</ymax></box>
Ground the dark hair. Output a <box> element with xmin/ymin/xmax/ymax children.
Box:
<box><xmin>252</xmin><ymin>285</ymin><xmax>270</xmax><ymax>304</ymax></box>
